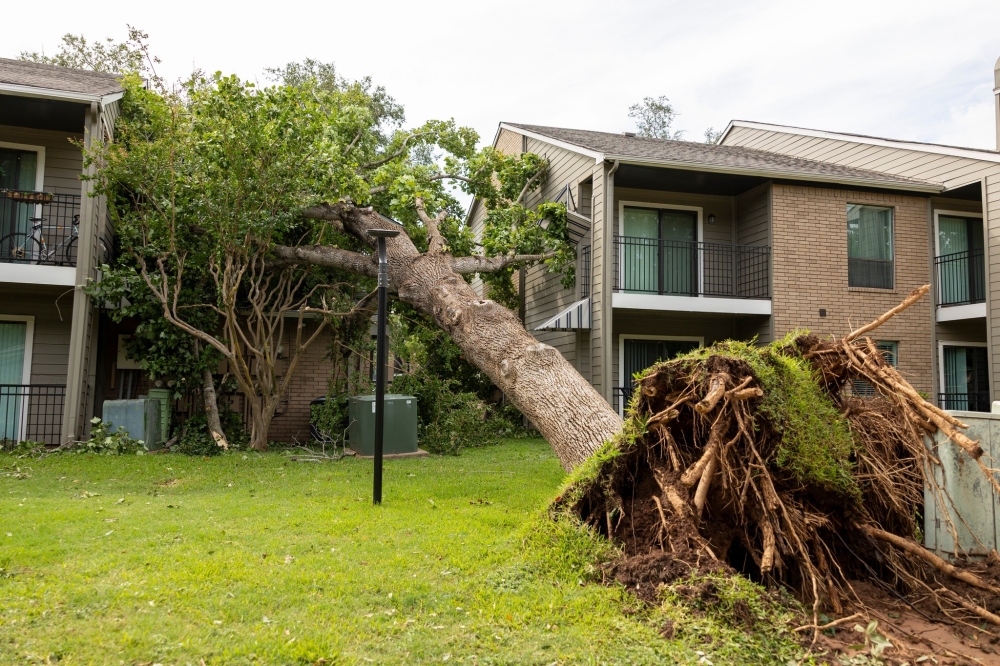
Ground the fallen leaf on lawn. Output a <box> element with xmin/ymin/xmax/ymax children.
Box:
<box><xmin>104</xmin><ymin>530</ymin><xmax>114</xmax><ymax>536</ymax></box>
<box><xmin>115</xmin><ymin>498</ymin><xmax>125</xmax><ymax>504</ymax></box>
<box><xmin>284</xmin><ymin>555</ymin><xmax>294</xmax><ymax>564</ymax></box>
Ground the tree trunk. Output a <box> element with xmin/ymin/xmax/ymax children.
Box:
<box><xmin>202</xmin><ymin>368</ymin><xmax>229</xmax><ymax>450</ymax></box>
<box><xmin>279</xmin><ymin>207</ymin><xmax>623</xmax><ymax>470</ymax></box>
<box><xmin>248</xmin><ymin>396</ymin><xmax>281</xmax><ymax>451</ymax></box>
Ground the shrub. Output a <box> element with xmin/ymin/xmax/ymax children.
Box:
<box><xmin>70</xmin><ymin>417</ymin><xmax>146</xmax><ymax>455</ymax></box>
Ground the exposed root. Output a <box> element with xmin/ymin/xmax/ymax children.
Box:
<box><xmin>561</xmin><ymin>284</ymin><xmax>1000</xmax><ymax>641</ymax></box>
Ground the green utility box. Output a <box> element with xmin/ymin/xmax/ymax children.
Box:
<box><xmin>146</xmin><ymin>388</ymin><xmax>171</xmax><ymax>444</ymax></box>
<box><xmin>348</xmin><ymin>394</ymin><xmax>418</xmax><ymax>456</ymax></box>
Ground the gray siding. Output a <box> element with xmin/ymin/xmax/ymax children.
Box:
<box><xmin>522</xmin><ymin>137</ymin><xmax>597</xmax><ymax>370</ymax></box>
<box><xmin>0</xmin><ymin>124</ymin><xmax>84</xmax><ymax>196</ymax></box>
<box><xmin>0</xmin><ymin>286</ymin><xmax>73</xmax><ymax>384</ymax></box>
<box><xmin>736</xmin><ymin>183</ymin><xmax>771</xmax><ymax>247</ymax></box>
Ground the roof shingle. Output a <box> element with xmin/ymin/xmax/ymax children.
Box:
<box><xmin>0</xmin><ymin>57</ymin><xmax>123</xmax><ymax>98</ymax></box>
<box><xmin>504</xmin><ymin>123</ymin><xmax>939</xmax><ymax>191</ymax></box>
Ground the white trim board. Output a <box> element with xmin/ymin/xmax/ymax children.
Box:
<box><xmin>617</xmin><ymin>334</ymin><xmax>703</xmax><ymax>417</ymax></box>
<box><xmin>937</xmin><ymin>302</ymin><xmax>986</xmax><ymax>323</ymax></box>
<box><xmin>0</xmin><ymin>314</ymin><xmax>36</xmax><ymax>441</ymax></box>
<box><xmin>0</xmin><ymin>141</ymin><xmax>46</xmax><ymax>191</ymax></box>
<box><xmin>612</xmin><ymin>292</ymin><xmax>772</xmax><ymax>315</ymax></box>
<box><xmin>720</xmin><ymin>120</ymin><xmax>1000</xmax><ymax>166</ymax></box>
<box><xmin>0</xmin><ymin>263</ymin><xmax>76</xmax><ymax>287</ymax></box>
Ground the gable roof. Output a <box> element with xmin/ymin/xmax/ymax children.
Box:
<box><xmin>719</xmin><ymin>120</ymin><xmax>1000</xmax><ymax>165</ymax></box>
<box><xmin>0</xmin><ymin>57</ymin><xmax>124</xmax><ymax>103</ymax></box>
<box><xmin>501</xmin><ymin>122</ymin><xmax>943</xmax><ymax>193</ymax></box>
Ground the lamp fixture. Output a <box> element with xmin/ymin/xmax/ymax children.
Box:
<box><xmin>707</xmin><ymin>213</ymin><xmax>716</xmax><ymax>225</ymax></box>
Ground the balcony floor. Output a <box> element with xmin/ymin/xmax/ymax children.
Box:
<box><xmin>612</xmin><ymin>292</ymin><xmax>772</xmax><ymax>315</ymax></box>
<box><xmin>936</xmin><ymin>302</ymin><xmax>986</xmax><ymax>323</ymax></box>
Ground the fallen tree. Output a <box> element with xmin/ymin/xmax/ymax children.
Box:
<box><xmin>555</xmin><ymin>285</ymin><xmax>1000</xmax><ymax>636</ymax></box>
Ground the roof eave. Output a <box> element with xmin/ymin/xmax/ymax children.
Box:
<box><xmin>499</xmin><ymin>123</ymin><xmax>605</xmax><ymax>161</ymax></box>
<box><xmin>603</xmin><ymin>155</ymin><xmax>943</xmax><ymax>194</ymax></box>
<box><xmin>0</xmin><ymin>82</ymin><xmax>124</xmax><ymax>105</ymax></box>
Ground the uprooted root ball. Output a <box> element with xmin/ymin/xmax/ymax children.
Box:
<box><xmin>555</xmin><ymin>286</ymin><xmax>1000</xmax><ymax>628</ymax></box>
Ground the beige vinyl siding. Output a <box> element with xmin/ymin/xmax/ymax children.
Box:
<box><xmin>0</xmin><ymin>286</ymin><xmax>73</xmax><ymax>384</ymax></box>
<box><xmin>987</xmin><ymin>173</ymin><xmax>1000</xmax><ymax>400</ymax></box>
<box><xmin>723</xmin><ymin>126</ymin><xmax>996</xmax><ymax>191</ymax></box>
<box><xmin>592</xmin><ymin>163</ymin><xmax>608</xmax><ymax>397</ymax></box>
<box><xmin>521</xmin><ymin>138</ymin><xmax>596</xmax><ymax>370</ymax></box>
<box><xmin>467</xmin><ymin>199</ymin><xmax>486</xmax><ymax>296</ymax></box>
<box><xmin>0</xmin><ymin>125</ymin><xmax>84</xmax><ymax>196</ymax></box>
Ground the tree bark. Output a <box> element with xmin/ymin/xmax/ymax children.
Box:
<box><xmin>195</xmin><ymin>340</ymin><xmax>228</xmax><ymax>450</ymax></box>
<box><xmin>202</xmin><ymin>368</ymin><xmax>229</xmax><ymax>450</ymax></box>
<box><xmin>279</xmin><ymin>205</ymin><xmax>623</xmax><ymax>470</ymax></box>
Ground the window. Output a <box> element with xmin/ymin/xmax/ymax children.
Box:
<box><xmin>847</xmin><ymin>204</ymin><xmax>894</xmax><ymax>289</ymax></box>
<box><xmin>852</xmin><ymin>340</ymin><xmax>897</xmax><ymax>398</ymax></box>
<box><xmin>0</xmin><ymin>147</ymin><xmax>40</xmax><ymax>240</ymax></box>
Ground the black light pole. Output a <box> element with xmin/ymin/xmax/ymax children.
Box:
<box><xmin>367</xmin><ymin>228</ymin><xmax>400</xmax><ymax>505</ymax></box>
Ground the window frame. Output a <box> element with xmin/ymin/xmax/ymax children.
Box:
<box><xmin>618</xmin><ymin>201</ymin><xmax>704</xmax><ymax>296</ymax></box>
<box><xmin>846</xmin><ymin>203</ymin><xmax>895</xmax><ymax>290</ymax></box>
<box><xmin>617</xmin><ymin>333</ymin><xmax>703</xmax><ymax>416</ymax></box>
<box><xmin>0</xmin><ymin>141</ymin><xmax>46</xmax><ymax>191</ymax></box>
<box><xmin>937</xmin><ymin>340</ymin><xmax>989</xmax><ymax>408</ymax></box>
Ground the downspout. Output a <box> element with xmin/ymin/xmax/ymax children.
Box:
<box><xmin>602</xmin><ymin>159</ymin><xmax>620</xmax><ymax>404</ymax></box>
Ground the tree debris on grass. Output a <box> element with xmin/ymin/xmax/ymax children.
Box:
<box><xmin>556</xmin><ymin>285</ymin><xmax>1000</xmax><ymax>654</ymax></box>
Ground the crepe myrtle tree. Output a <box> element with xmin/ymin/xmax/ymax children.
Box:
<box><xmin>91</xmin><ymin>62</ymin><xmax>622</xmax><ymax>466</ymax></box>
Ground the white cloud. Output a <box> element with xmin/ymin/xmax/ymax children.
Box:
<box><xmin>5</xmin><ymin>0</ymin><xmax>999</xmax><ymax>149</ymax></box>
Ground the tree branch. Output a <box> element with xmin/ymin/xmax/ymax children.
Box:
<box><xmin>300</xmin><ymin>203</ymin><xmax>346</xmax><ymax>231</ymax></box>
<box><xmin>515</xmin><ymin>168</ymin><xmax>545</xmax><ymax>206</ymax></box>
<box><xmin>359</xmin><ymin>131</ymin><xmax>431</xmax><ymax>170</ymax></box>
<box><xmin>271</xmin><ymin>245</ymin><xmax>378</xmax><ymax>277</ymax></box>
<box><xmin>415</xmin><ymin>196</ymin><xmax>447</xmax><ymax>254</ymax></box>
<box><xmin>429</xmin><ymin>173</ymin><xmax>473</xmax><ymax>184</ymax></box>
<box><xmin>450</xmin><ymin>252</ymin><xmax>558</xmax><ymax>274</ymax></box>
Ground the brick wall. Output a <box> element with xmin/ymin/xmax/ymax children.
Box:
<box><xmin>266</xmin><ymin>323</ymin><xmax>335</xmax><ymax>443</ymax></box>
<box><xmin>771</xmin><ymin>184</ymin><xmax>933</xmax><ymax>394</ymax></box>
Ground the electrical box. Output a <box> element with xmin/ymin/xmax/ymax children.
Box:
<box><xmin>923</xmin><ymin>408</ymin><xmax>1000</xmax><ymax>556</ymax></box>
<box><xmin>102</xmin><ymin>398</ymin><xmax>163</xmax><ymax>449</ymax></box>
<box><xmin>348</xmin><ymin>394</ymin><xmax>418</xmax><ymax>456</ymax></box>
<box><xmin>146</xmin><ymin>388</ymin><xmax>172</xmax><ymax>443</ymax></box>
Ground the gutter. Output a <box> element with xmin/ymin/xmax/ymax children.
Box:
<box><xmin>0</xmin><ymin>82</ymin><xmax>124</xmax><ymax>106</ymax></box>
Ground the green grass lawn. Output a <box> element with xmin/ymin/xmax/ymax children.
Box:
<box><xmin>1</xmin><ymin>439</ymin><xmax>805</xmax><ymax>665</ymax></box>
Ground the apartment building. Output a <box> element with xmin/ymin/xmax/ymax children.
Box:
<box><xmin>470</xmin><ymin>122</ymin><xmax>967</xmax><ymax>414</ymax></box>
<box><xmin>0</xmin><ymin>58</ymin><xmax>121</xmax><ymax>445</ymax></box>
<box><xmin>719</xmin><ymin>57</ymin><xmax>1000</xmax><ymax>413</ymax></box>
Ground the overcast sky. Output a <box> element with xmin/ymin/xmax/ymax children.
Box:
<box><xmin>8</xmin><ymin>0</ymin><xmax>1000</xmax><ymax>151</ymax></box>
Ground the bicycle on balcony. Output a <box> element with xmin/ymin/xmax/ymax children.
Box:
<box><xmin>0</xmin><ymin>214</ymin><xmax>83</xmax><ymax>265</ymax></box>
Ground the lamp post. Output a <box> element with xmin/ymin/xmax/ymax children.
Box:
<box><xmin>367</xmin><ymin>228</ymin><xmax>400</xmax><ymax>505</ymax></box>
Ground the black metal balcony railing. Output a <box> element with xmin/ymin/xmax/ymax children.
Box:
<box><xmin>613</xmin><ymin>236</ymin><xmax>770</xmax><ymax>298</ymax></box>
<box><xmin>612</xmin><ymin>386</ymin><xmax>633</xmax><ymax>414</ymax></box>
<box><xmin>939</xmin><ymin>392</ymin><xmax>991</xmax><ymax>413</ymax></box>
<box><xmin>579</xmin><ymin>245</ymin><xmax>591</xmax><ymax>299</ymax></box>
<box><xmin>0</xmin><ymin>190</ymin><xmax>82</xmax><ymax>266</ymax></box>
<box><xmin>935</xmin><ymin>249</ymin><xmax>986</xmax><ymax>307</ymax></box>
<box><xmin>848</xmin><ymin>257</ymin><xmax>894</xmax><ymax>290</ymax></box>
<box><xmin>0</xmin><ymin>385</ymin><xmax>66</xmax><ymax>447</ymax></box>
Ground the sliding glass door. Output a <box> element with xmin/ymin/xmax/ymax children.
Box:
<box><xmin>0</xmin><ymin>321</ymin><xmax>28</xmax><ymax>441</ymax></box>
<box><xmin>621</xmin><ymin>206</ymin><xmax>698</xmax><ymax>295</ymax></box>
<box><xmin>941</xmin><ymin>345</ymin><xmax>989</xmax><ymax>412</ymax></box>
<box><xmin>937</xmin><ymin>215</ymin><xmax>985</xmax><ymax>305</ymax></box>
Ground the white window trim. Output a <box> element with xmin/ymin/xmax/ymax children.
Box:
<box><xmin>846</xmin><ymin>202</ymin><xmax>896</xmax><ymax>290</ymax></box>
<box><xmin>0</xmin><ymin>314</ymin><xmax>36</xmax><ymax>441</ymax></box>
<box><xmin>617</xmin><ymin>201</ymin><xmax>704</xmax><ymax>296</ymax></box>
<box><xmin>617</xmin><ymin>333</ymin><xmax>703</xmax><ymax>416</ymax></box>
<box><xmin>938</xmin><ymin>340</ymin><xmax>989</xmax><ymax>403</ymax></box>
<box><xmin>0</xmin><ymin>141</ymin><xmax>46</xmax><ymax>191</ymax></box>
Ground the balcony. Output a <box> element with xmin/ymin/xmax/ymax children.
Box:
<box><xmin>935</xmin><ymin>249</ymin><xmax>986</xmax><ymax>322</ymax></box>
<box><xmin>0</xmin><ymin>384</ymin><xmax>66</xmax><ymax>446</ymax></box>
<box><xmin>612</xmin><ymin>236</ymin><xmax>771</xmax><ymax>315</ymax></box>
<box><xmin>0</xmin><ymin>191</ymin><xmax>82</xmax><ymax>266</ymax></box>
<box><xmin>939</xmin><ymin>392</ymin><xmax>991</xmax><ymax>413</ymax></box>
